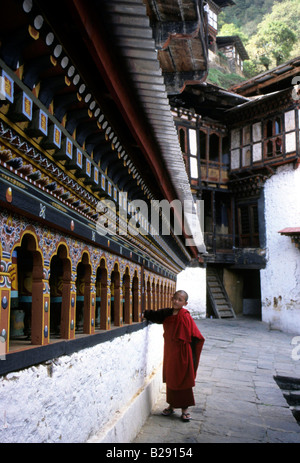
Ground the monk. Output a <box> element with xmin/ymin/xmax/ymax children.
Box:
<box><xmin>143</xmin><ymin>290</ymin><xmax>205</xmax><ymax>422</ymax></box>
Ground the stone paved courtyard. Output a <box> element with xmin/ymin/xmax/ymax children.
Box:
<box><xmin>133</xmin><ymin>317</ymin><xmax>300</xmax><ymax>443</ymax></box>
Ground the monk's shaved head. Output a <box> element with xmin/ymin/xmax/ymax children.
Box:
<box><xmin>174</xmin><ymin>290</ymin><xmax>188</xmax><ymax>302</ymax></box>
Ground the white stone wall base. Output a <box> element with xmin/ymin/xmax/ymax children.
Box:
<box><xmin>0</xmin><ymin>324</ymin><xmax>164</xmax><ymax>443</ymax></box>
<box><xmin>87</xmin><ymin>364</ymin><xmax>163</xmax><ymax>443</ymax></box>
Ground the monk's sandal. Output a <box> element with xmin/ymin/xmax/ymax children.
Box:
<box><xmin>162</xmin><ymin>407</ymin><xmax>175</xmax><ymax>416</ymax></box>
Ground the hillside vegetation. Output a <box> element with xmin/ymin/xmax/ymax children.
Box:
<box><xmin>218</xmin><ymin>0</ymin><xmax>300</xmax><ymax>77</ymax></box>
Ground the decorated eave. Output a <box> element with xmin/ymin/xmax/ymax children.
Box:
<box><xmin>40</xmin><ymin>0</ymin><xmax>206</xmax><ymax>255</ymax></box>
<box><xmin>225</xmin><ymin>88</ymin><xmax>293</xmax><ymax>123</ymax></box>
<box><xmin>230</xmin><ymin>56</ymin><xmax>300</xmax><ymax>97</ymax></box>
<box><xmin>278</xmin><ymin>228</ymin><xmax>300</xmax><ymax>249</ymax></box>
<box><xmin>170</xmin><ymin>82</ymin><xmax>249</xmax><ymax>121</ymax></box>
<box><xmin>0</xmin><ymin>0</ymin><xmax>207</xmax><ymax>267</ymax></box>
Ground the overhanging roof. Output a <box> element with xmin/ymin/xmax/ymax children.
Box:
<box><xmin>92</xmin><ymin>0</ymin><xmax>206</xmax><ymax>252</ymax></box>
<box><xmin>26</xmin><ymin>0</ymin><xmax>207</xmax><ymax>255</ymax></box>
<box><xmin>217</xmin><ymin>35</ymin><xmax>249</xmax><ymax>61</ymax></box>
<box><xmin>230</xmin><ymin>56</ymin><xmax>300</xmax><ymax>96</ymax></box>
<box><xmin>170</xmin><ymin>82</ymin><xmax>249</xmax><ymax>121</ymax></box>
<box><xmin>279</xmin><ymin>228</ymin><xmax>300</xmax><ymax>235</ymax></box>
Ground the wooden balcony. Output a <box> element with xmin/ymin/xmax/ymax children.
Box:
<box><xmin>200</xmin><ymin>161</ymin><xmax>229</xmax><ymax>185</ymax></box>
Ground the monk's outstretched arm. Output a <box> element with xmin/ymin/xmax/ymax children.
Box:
<box><xmin>143</xmin><ymin>308</ymin><xmax>173</xmax><ymax>324</ymax></box>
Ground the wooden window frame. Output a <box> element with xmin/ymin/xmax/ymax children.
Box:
<box><xmin>237</xmin><ymin>202</ymin><xmax>260</xmax><ymax>248</ymax></box>
<box><xmin>263</xmin><ymin>116</ymin><xmax>283</xmax><ymax>159</ymax></box>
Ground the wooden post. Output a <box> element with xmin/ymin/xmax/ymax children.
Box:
<box><xmin>107</xmin><ymin>275</ymin><xmax>111</xmax><ymax>330</ymax></box>
<box><xmin>69</xmin><ymin>271</ymin><xmax>76</xmax><ymax>339</ymax></box>
<box><xmin>90</xmin><ymin>280</ymin><xmax>96</xmax><ymax>334</ymax></box>
<box><xmin>0</xmin><ymin>257</ymin><xmax>11</xmax><ymax>354</ymax></box>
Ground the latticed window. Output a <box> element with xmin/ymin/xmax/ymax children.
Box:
<box><xmin>264</xmin><ymin>116</ymin><xmax>283</xmax><ymax>158</ymax></box>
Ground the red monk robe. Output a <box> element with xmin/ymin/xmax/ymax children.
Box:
<box><xmin>144</xmin><ymin>307</ymin><xmax>205</xmax><ymax>408</ymax></box>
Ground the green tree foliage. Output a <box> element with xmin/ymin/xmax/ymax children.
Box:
<box><xmin>249</xmin><ymin>20</ymin><xmax>296</xmax><ymax>67</ymax></box>
<box><xmin>219</xmin><ymin>0</ymin><xmax>300</xmax><ymax>77</ymax></box>
<box><xmin>261</xmin><ymin>0</ymin><xmax>300</xmax><ymax>58</ymax></box>
<box><xmin>207</xmin><ymin>68</ymin><xmax>245</xmax><ymax>88</ymax></box>
<box><xmin>219</xmin><ymin>0</ymin><xmax>275</xmax><ymax>36</ymax></box>
<box><xmin>218</xmin><ymin>23</ymin><xmax>248</xmax><ymax>44</ymax></box>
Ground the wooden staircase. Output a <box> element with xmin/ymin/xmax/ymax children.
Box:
<box><xmin>207</xmin><ymin>268</ymin><xmax>236</xmax><ymax>319</ymax></box>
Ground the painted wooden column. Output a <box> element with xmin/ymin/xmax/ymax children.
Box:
<box><xmin>69</xmin><ymin>271</ymin><xmax>77</xmax><ymax>339</ymax></box>
<box><xmin>168</xmin><ymin>286</ymin><xmax>172</xmax><ymax>306</ymax></box>
<box><xmin>129</xmin><ymin>279</ymin><xmax>133</xmax><ymax>324</ymax></box>
<box><xmin>90</xmin><ymin>280</ymin><xmax>96</xmax><ymax>334</ymax></box>
<box><xmin>138</xmin><ymin>278</ymin><xmax>142</xmax><ymax>321</ymax></box>
<box><xmin>119</xmin><ymin>285</ymin><xmax>123</xmax><ymax>326</ymax></box>
<box><xmin>164</xmin><ymin>283</ymin><xmax>167</xmax><ymax>308</ymax></box>
<box><xmin>42</xmin><ymin>266</ymin><xmax>50</xmax><ymax>345</ymax></box>
<box><xmin>147</xmin><ymin>280</ymin><xmax>152</xmax><ymax>311</ymax></box>
<box><xmin>158</xmin><ymin>283</ymin><xmax>162</xmax><ymax>310</ymax></box>
<box><xmin>150</xmin><ymin>279</ymin><xmax>154</xmax><ymax>310</ymax></box>
<box><xmin>95</xmin><ymin>278</ymin><xmax>101</xmax><ymax>328</ymax></box>
<box><xmin>0</xmin><ymin>251</ymin><xmax>12</xmax><ymax>354</ymax></box>
<box><xmin>60</xmin><ymin>272</ymin><xmax>72</xmax><ymax>339</ymax></box>
<box><xmin>155</xmin><ymin>281</ymin><xmax>159</xmax><ymax>310</ymax></box>
<box><xmin>106</xmin><ymin>275</ymin><xmax>111</xmax><ymax>330</ymax></box>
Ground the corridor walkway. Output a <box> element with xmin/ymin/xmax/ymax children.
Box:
<box><xmin>133</xmin><ymin>317</ymin><xmax>300</xmax><ymax>443</ymax></box>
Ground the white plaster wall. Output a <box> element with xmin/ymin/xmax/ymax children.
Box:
<box><xmin>176</xmin><ymin>267</ymin><xmax>206</xmax><ymax>318</ymax></box>
<box><xmin>0</xmin><ymin>324</ymin><xmax>163</xmax><ymax>443</ymax></box>
<box><xmin>261</xmin><ymin>164</ymin><xmax>300</xmax><ymax>334</ymax></box>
